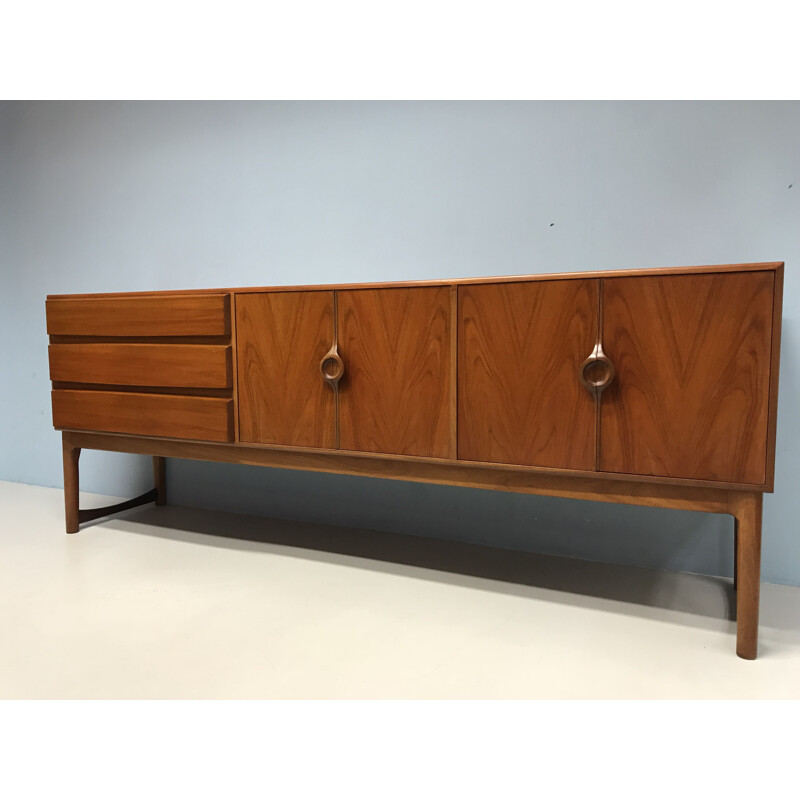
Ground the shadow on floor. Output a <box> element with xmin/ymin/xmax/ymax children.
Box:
<box><xmin>98</xmin><ymin>501</ymin><xmax>757</xmax><ymax>633</ymax></box>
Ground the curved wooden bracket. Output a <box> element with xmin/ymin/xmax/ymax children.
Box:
<box><xmin>62</xmin><ymin>434</ymin><xmax>165</xmax><ymax>533</ymax></box>
<box><xmin>78</xmin><ymin>489</ymin><xmax>159</xmax><ymax>525</ymax></box>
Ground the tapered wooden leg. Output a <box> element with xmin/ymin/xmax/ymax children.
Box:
<box><xmin>733</xmin><ymin>518</ymin><xmax>738</xmax><ymax>591</ymax></box>
<box><xmin>62</xmin><ymin>435</ymin><xmax>81</xmax><ymax>534</ymax></box>
<box><xmin>153</xmin><ymin>456</ymin><xmax>166</xmax><ymax>506</ymax></box>
<box><xmin>731</xmin><ymin>492</ymin><xmax>762</xmax><ymax>660</ymax></box>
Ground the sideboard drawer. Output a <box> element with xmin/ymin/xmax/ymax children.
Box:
<box><xmin>52</xmin><ymin>390</ymin><xmax>233</xmax><ymax>442</ymax></box>
<box><xmin>49</xmin><ymin>343</ymin><xmax>232</xmax><ymax>388</ymax></box>
<box><xmin>46</xmin><ymin>294</ymin><xmax>230</xmax><ymax>337</ymax></box>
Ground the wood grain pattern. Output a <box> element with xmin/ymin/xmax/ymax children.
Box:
<box><xmin>600</xmin><ymin>272</ymin><xmax>774</xmax><ymax>484</ymax></box>
<box><xmin>337</xmin><ymin>287</ymin><xmax>452</xmax><ymax>458</ymax></box>
<box><xmin>52</xmin><ymin>390</ymin><xmax>233</xmax><ymax>442</ymax></box>
<box><xmin>458</xmin><ymin>280</ymin><xmax>598</xmax><ymax>470</ymax></box>
<box><xmin>48</xmin><ymin>344</ymin><xmax>231</xmax><ymax>388</ymax></box>
<box><xmin>236</xmin><ymin>291</ymin><xmax>336</xmax><ymax>448</ymax></box>
<box><xmin>46</xmin><ymin>294</ymin><xmax>230</xmax><ymax>337</ymax></box>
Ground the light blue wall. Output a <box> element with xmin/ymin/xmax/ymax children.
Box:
<box><xmin>2</xmin><ymin>101</ymin><xmax>798</xmax><ymax>583</ymax></box>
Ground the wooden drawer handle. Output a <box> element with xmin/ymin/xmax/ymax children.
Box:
<box><xmin>579</xmin><ymin>343</ymin><xmax>615</xmax><ymax>395</ymax></box>
<box><xmin>320</xmin><ymin>344</ymin><xmax>345</xmax><ymax>389</ymax></box>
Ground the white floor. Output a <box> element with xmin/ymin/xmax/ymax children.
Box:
<box><xmin>2</xmin><ymin>479</ymin><xmax>799</xmax><ymax>699</ymax></box>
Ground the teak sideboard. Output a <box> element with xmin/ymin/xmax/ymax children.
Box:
<box><xmin>46</xmin><ymin>262</ymin><xmax>784</xmax><ymax>659</ymax></box>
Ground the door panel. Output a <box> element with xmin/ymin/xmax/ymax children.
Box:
<box><xmin>237</xmin><ymin>291</ymin><xmax>336</xmax><ymax>448</ymax></box>
<box><xmin>600</xmin><ymin>271</ymin><xmax>774</xmax><ymax>484</ymax></box>
<box><xmin>458</xmin><ymin>280</ymin><xmax>598</xmax><ymax>469</ymax></box>
<box><xmin>337</xmin><ymin>287</ymin><xmax>451</xmax><ymax>458</ymax></box>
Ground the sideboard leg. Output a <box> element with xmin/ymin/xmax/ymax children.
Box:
<box><xmin>733</xmin><ymin>518</ymin><xmax>738</xmax><ymax>591</ymax></box>
<box><xmin>153</xmin><ymin>456</ymin><xmax>166</xmax><ymax>506</ymax></box>
<box><xmin>61</xmin><ymin>434</ymin><xmax>162</xmax><ymax>532</ymax></box>
<box><xmin>731</xmin><ymin>492</ymin><xmax>762</xmax><ymax>660</ymax></box>
<box><xmin>62</xmin><ymin>435</ymin><xmax>81</xmax><ymax>534</ymax></box>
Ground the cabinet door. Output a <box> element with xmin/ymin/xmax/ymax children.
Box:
<box><xmin>337</xmin><ymin>287</ymin><xmax>452</xmax><ymax>458</ymax></box>
<box><xmin>458</xmin><ymin>280</ymin><xmax>598</xmax><ymax>470</ymax></box>
<box><xmin>600</xmin><ymin>271</ymin><xmax>774</xmax><ymax>484</ymax></box>
<box><xmin>237</xmin><ymin>291</ymin><xmax>336</xmax><ymax>448</ymax></box>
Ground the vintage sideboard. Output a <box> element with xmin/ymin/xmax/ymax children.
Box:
<box><xmin>46</xmin><ymin>261</ymin><xmax>784</xmax><ymax>659</ymax></box>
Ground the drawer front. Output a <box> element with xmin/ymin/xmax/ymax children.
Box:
<box><xmin>46</xmin><ymin>294</ymin><xmax>230</xmax><ymax>337</ymax></box>
<box><xmin>52</xmin><ymin>390</ymin><xmax>233</xmax><ymax>442</ymax></box>
<box><xmin>49</xmin><ymin>344</ymin><xmax>232</xmax><ymax>388</ymax></box>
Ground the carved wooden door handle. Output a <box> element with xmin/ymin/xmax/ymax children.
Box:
<box><xmin>579</xmin><ymin>342</ymin><xmax>615</xmax><ymax>396</ymax></box>
<box><xmin>320</xmin><ymin>343</ymin><xmax>345</xmax><ymax>390</ymax></box>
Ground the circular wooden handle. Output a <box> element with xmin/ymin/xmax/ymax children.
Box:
<box><xmin>579</xmin><ymin>345</ymin><xmax>615</xmax><ymax>394</ymax></box>
<box><xmin>320</xmin><ymin>345</ymin><xmax>344</xmax><ymax>388</ymax></box>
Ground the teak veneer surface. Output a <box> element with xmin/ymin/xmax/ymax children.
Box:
<box><xmin>458</xmin><ymin>279</ymin><xmax>598</xmax><ymax>470</ymax></box>
<box><xmin>52</xmin><ymin>390</ymin><xmax>233</xmax><ymax>442</ymax></box>
<box><xmin>46</xmin><ymin>294</ymin><xmax>230</xmax><ymax>337</ymax></box>
<box><xmin>599</xmin><ymin>271</ymin><xmax>774</xmax><ymax>484</ymax></box>
<box><xmin>236</xmin><ymin>291</ymin><xmax>336</xmax><ymax>448</ymax></box>
<box><xmin>48</xmin><ymin>343</ymin><xmax>232</xmax><ymax>389</ymax></box>
<box><xmin>337</xmin><ymin>287</ymin><xmax>452</xmax><ymax>458</ymax></box>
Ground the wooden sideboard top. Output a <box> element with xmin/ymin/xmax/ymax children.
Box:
<box><xmin>46</xmin><ymin>261</ymin><xmax>784</xmax><ymax>300</ymax></box>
